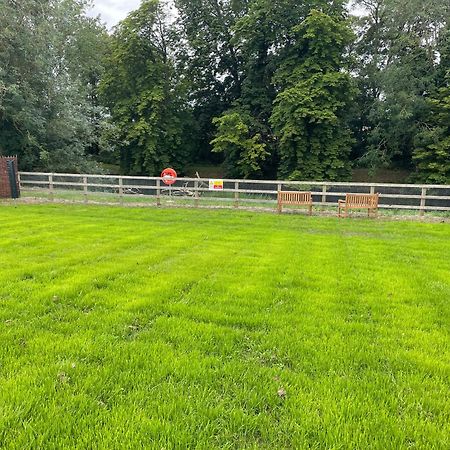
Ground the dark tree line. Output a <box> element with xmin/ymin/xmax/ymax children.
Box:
<box><xmin>1</xmin><ymin>0</ymin><xmax>449</xmax><ymax>182</ymax></box>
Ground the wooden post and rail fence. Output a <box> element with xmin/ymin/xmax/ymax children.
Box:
<box><xmin>11</xmin><ymin>172</ymin><xmax>450</xmax><ymax>216</ymax></box>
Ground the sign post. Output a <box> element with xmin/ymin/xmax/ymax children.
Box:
<box><xmin>161</xmin><ymin>168</ymin><xmax>177</xmax><ymax>201</ymax></box>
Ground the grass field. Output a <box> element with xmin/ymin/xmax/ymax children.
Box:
<box><xmin>18</xmin><ymin>188</ymin><xmax>450</xmax><ymax>221</ymax></box>
<box><xmin>0</xmin><ymin>204</ymin><xmax>449</xmax><ymax>449</ymax></box>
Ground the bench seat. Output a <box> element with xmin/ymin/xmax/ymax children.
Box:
<box><xmin>338</xmin><ymin>193</ymin><xmax>379</xmax><ymax>218</ymax></box>
<box><xmin>277</xmin><ymin>191</ymin><xmax>313</xmax><ymax>215</ymax></box>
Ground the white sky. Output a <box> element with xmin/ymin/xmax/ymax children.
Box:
<box><xmin>88</xmin><ymin>1</ymin><xmax>363</xmax><ymax>30</ymax></box>
<box><xmin>88</xmin><ymin>0</ymin><xmax>142</xmax><ymax>29</ymax></box>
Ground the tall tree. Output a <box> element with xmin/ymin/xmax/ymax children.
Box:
<box><xmin>412</xmin><ymin>25</ymin><xmax>450</xmax><ymax>183</ymax></box>
<box><xmin>173</xmin><ymin>0</ymin><xmax>250</xmax><ymax>162</ymax></box>
<box><xmin>412</xmin><ymin>79</ymin><xmax>450</xmax><ymax>184</ymax></box>
<box><xmin>209</xmin><ymin>0</ymin><xmax>285</xmax><ymax>178</ymax></box>
<box><xmin>271</xmin><ymin>8</ymin><xmax>355</xmax><ymax>180</ymax></box>
<box><xmin>211</xmin><ymin>0</ymin><xmax>355</xmax><ymax>179</ymax></box>
<box><xmin>100</xmin><ymin>0</ymin><xmax>193</xmax><ymax>175</ymax></box>
<box><xmin>351</xmin><ymin>0</ymin><xmax>450</xmax><ymax>170</ymax></box>
<box><xmin>0</xmin><ymin>0</ymin><xmax>108</xmax><ymax>171</ymax></box>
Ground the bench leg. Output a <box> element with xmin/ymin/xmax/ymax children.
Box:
<box><xmin>367</xmin><ymin>208</ymin><xmax>377</xmax><ymax>218</ymax></box>
<box><xmin>309</xmin><ymin>205</ymin><xmax>312</xmax><ymax>216</ymax></box>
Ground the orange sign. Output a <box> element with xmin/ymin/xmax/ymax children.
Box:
<box><xmin>161</xmin><ymin>168</ymin><xmax>177</xmax><ymax>185</ymax></box>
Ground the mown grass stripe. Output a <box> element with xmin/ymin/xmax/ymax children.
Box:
<box><xmin>0</xmin><ymin>204</ymin><xmax>448</xmax><ymax>449</ymax></box>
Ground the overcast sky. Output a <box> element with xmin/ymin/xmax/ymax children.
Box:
<box><xmin>88</xmin><ymin>1</ymin><xmax>362</xmax><ymax>30</ymax></box>
<box><xmin>88</xmin><ymin>0</ymin><xmax>141</xmax><ymax>29</ymax></box>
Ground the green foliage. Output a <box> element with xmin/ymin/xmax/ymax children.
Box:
<box><xmin>209</xmin><ymin>1</ymin><xmax>355</xmax><ymax>180</ymax></box>
<box><xmin>411</xmin><ymin>23</ymin><xmax>450</xmax><ymax>183</ymax></box>
<box><xmin>100</xmin><ymin>0</ymin><xmax>193</xmax><ymax>175</ymax></box>
<box><xmin>2</xmin><ymin>0</ymin><xmax>449</xmax><ymax>181</ymax></box>
<box><xmin>173</xmin><ymin>0</ymin><xmax>248</xmax><ymax>162</ymax></box>
<box><xmin>351</xmin><ymin>0</ymin><xmax>450</xmax><ymax>171</ymax></box>
<box><xmin>0</xmin><ymin>0</ymin><xmax>108</xmax><ymax>172</ymax></box>
<box><xmin>413</xmin><ymin>75</ymin><xmax>450</xmax><ymax>183</ymax></box>
<box><xmin>271</xmin><ymin>9</ymin><xmax>355</xmax><ymax>180</ymax></box>
<box><xmin>211</xmin><ymin>112</ymin><xmax>269</xmax><ymax>178</ymax></box>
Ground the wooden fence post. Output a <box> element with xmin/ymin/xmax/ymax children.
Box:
<box><xmin>194</xmin><ymin>179</ymin><xmax>199</xmax><ymax>208</ymax></box>
<box><xmin>118</xmin><ymin>177</ymin><xmax>123</xmax><ymax>205</ymax></box>
<box><xmin>15</xmin><ymin>172</ymin><xmax>450</xmax><ymax>215</ymax></box>
<box><xmin>321</xmin><ymin>184</ymin><xmax>327</xmax><ymax>206</ymax></box>
<box><xmin>49</xmin><ymin>173</ymin><xmax>54</xmax><ymax>202</ymax></box>
<box><xmin>277</xmin><ymin>183</ymin><xmax>282</xmax><ymax>212</ymax></box>
<box><xmin>83</xmin><ymin>176</ymin><xmax>88</xmax><ymax>203</ymax></box>
<box><xmin>156</xmin><ymin>178</ymin><xmax>161</xmax><ymax>206</ymax></box>
<box><xmin>420</xmin><ymin>187</ymin><xmax>427</xmax><ymax>217</ymax></box>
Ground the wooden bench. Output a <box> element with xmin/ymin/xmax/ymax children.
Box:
<box><xmin>338</xmin><ymin>193</ymin><xmax>379</xmax><ymax>218</ymax></box>
<box><xmin>277</xmin><ymin>191</ymin><xmax>313</xmax><ymax>215</ymax></box>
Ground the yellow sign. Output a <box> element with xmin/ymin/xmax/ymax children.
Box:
<box><xmin>209</xmin><ymin>179</ymin><xmax>224</xmax><ymax>190</ymax></box>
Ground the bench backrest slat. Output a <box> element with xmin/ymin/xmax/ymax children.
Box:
<box><xmin>278</xmin><ymin>191</ymin><xmax>312</xmax><ymax>205</ymax></box>
<box><xmin>345</xmin><ymin>193</ymin><xmax>379</xmax><ymax>208</ymax></box>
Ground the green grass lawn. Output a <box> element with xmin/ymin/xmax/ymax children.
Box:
<box><xmin>18</xmin><ymin>188</ymin><xmax>450</xmax><ymax>220</ymax></box>
<box><xmin>0</xmin><ymin>204</ymin><xmax>449</xmax><ymax>449</ymax></box>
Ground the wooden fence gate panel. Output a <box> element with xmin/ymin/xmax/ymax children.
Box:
<box><xmin>0</xmin><ymin>156</ymin><xmax>20</xmax><ymax>199</ymax></box>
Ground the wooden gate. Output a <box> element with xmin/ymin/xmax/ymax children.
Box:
<box><xmin>0</xmin><ymin>156</ymin><xmax>20</xmax><ymax>199</ymax></box>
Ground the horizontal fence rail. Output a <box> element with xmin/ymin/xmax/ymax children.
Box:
<box><xmin>16</xmin><ymin>172</ymin><xmax>450</xmax><ymax>216</ymax></box>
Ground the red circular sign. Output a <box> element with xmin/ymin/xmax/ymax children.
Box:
<box><xmin>161</xmin><ymin>168</ymin><xmax>177</xmax><ymax>185</ymax></box>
